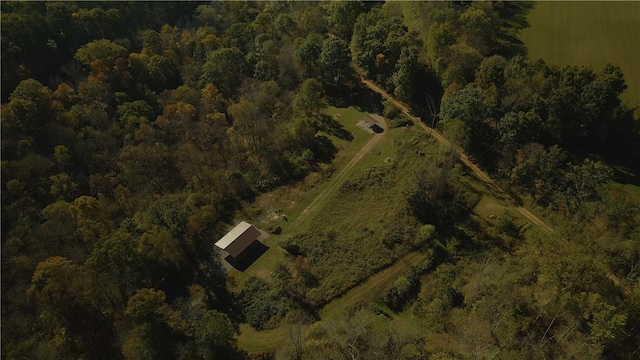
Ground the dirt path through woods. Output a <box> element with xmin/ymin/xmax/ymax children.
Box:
<box><xmin>360</xmin><ymin>78</ymin><xmax>556</xmax><ymax>235</ymax></box>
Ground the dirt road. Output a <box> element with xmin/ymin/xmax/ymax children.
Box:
<box><xmin>320</xmin><ymin>252</ymin><xmax>423</xmax><ymax>318</ymax></box>
<box><xmin>365</xmin><ymin>79</ymin><xmax>640</xmax><ymax>297</ymax></box>
<box><xmin>361</xmin><ymin>78</ymin><xmax>556</xmax><ymax>234</ymax></box>
<box><xmin>298</xmin><ymin>117</ymin><xmax>386</xmax><ymax>220</ymax></box>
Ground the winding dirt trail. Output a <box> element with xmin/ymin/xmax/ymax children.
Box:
<box><xmin>320</xmin><ymin>252</ymin><xmax>423</xmax><ymax>318</ymax></box>
<box><xmin>361</xmin><ymin>78</ymin><xmax>556</xmax><ymax>235</ymax></box>
<box><xmin>298</xmin><ymin>117</ymin><xmax>387</xmax><ymax>220</ymax></box>
<box><xmin>362</xmin><ymin>77</ymin><xmax>631</xmax><ymax>293</ymax></box>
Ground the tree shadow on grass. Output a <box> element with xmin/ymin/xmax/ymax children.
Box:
<box><xmin>326</xmin><ymin>82</ymin><xmax>384</xmax><ymax>114</ymax></box>
<box><xmin>224</xmin><ymin>240</ymin><xmax>270</xmax><ymax>271</ymax></box>
<box><xmin>612</xmin><ymin>165</ymin><xmax>640</xmax><ymax>186</ymax></box>
<box><xmin>349</xmin><ymin>83</ymin><xmax>384</xmax><ymax>114</ymax></box>
<box><xmin>318</xmin><ymin>114</ymin><xmax>354</xmax><ymax>141</ymax></box>
<box><xmin>310</xmin><ymin>134</ymin><xmax>339</xmax><ymax>164</ymax></box>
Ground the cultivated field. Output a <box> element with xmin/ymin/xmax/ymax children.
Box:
<box><xmin>520</xmin><ymin>1</ymin><xmax>640</xmax><ymax>107</ymax></box>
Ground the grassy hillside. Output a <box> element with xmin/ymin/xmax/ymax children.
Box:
<box><xmin>282</xmin><ymin>125</ymin><xmax>436</xmax><ymax>307</ymax></box>
<box><xmin>520</xmin><ymin>1</ymin><xmax>640</xmax><ymax>107</ymax></box>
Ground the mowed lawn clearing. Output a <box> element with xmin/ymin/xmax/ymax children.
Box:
<box><xmin>520</xmin><ymin>1</ymin><xmax>640</xmax><ymax>107</ymax></box>
<box><xmin>280</xmin><ymin>106</ymin><xmax>375</xmax><ymax>224</ymax></box>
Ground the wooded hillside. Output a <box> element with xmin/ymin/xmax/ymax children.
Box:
<box><xmin>2</xmin><ymin>1</ymin><xmax>639</xmax><ymax>359</ymax></box>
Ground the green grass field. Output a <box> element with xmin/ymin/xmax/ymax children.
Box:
<box><xmin>285</xmin><ymin>126</ymin><xmax>433</xmax><ymax>306</ymax></box>
<box><xmin>236</xmin><ymin>324</ymin><xmax>287</xmax><ymax>354</ymax></box>
<box><xmin>520</xmin><ymin>1</ymin><xmax>640</xmax><ymax>107</ymax></box>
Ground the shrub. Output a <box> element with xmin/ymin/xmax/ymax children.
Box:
<box><xmin>382</xmin><ymin>99</ymin><xmax>402</xmax><ymax>119</ymax></box>
<box><xmin>382</xmin><ymin>274</ymin><xmax>419</xmax><ymax>311</ymax></box>
<box><xmin>495</xmin><ymin>210</ymin><xmax>521</xmax><ymax>238</ymax></box>
<box><xmin>269</xmin><ymin>226</ymin><xmax>282</xmax><ymax>235</ymax></box>
<box><xmin>280</xmin><ymin>237</ymin><xmax>302</xmax><ymax>256</ymax></box>
<box><xmin>240</xmin><ymin>276</ymin><xmax>294</xmax><ymax>330</ymax></box>
<box><xmin>388</xmin><ymin>116</ymin><xmax>414</xmax><ymax>128</ymax></box>
<box><xmin>413</xmin><ymin>224</ymin><xmax>436</xmax><ymax>248</ymax></box>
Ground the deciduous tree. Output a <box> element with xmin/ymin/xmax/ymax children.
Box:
<box><xmin>319</xmin><ymin>38</ymin><xmax>352</xmax><ymax>87</ymax></box>
<box><xmin>201</xmin><ymin>47</ymin><xmax>248</xmax><ymax>98</ymax></box>
<box><xmin>327</xmin><ymin>0</ymin><xmax>365</xmax><ymax>41</ymax></box>
<box><xmin>294</xmin><ymin>78</ymin><xmax>324</xmax><ymax>117</ymax></box>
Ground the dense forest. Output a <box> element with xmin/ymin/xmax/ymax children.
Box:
<box><xmin>2</xmin><ymin>1</ymin><xmax>639</xmax><ymax>359</ymax></box>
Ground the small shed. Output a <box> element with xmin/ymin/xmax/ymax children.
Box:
<box><xmin>215</xmin><ymin>221</ymin><xmax>261</xmax><ymax>258</ymax></box>
<box><xmin>357</xmin><ymin>115</ymin><xmax>384</xmax><ymax>134</ymax></box>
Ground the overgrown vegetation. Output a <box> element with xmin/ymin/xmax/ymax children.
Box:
<box><xmin>281</xmin><ymin>129</ymin><xmax>442</xmax><ymax>308</ymax></box>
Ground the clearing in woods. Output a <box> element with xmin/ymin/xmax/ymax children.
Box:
<box><xmin>520</xmin><ymin>1</ymin><xmax>640</xmax><ymax>107</ymax></box>
<box><xmin>237</xmin><ymin>79</ymin><xmax>564</xmax><ymax>354</ymax></box>
<box><xmin>228</xmin><ymin>106</ymin><xmax>375</xmax><ymax>288</ymax></box>
<box><xmin>298</xmin><ymin>115</ymin><xmax>386</xmax><ymax>221</ymax></box>
<box><xmin>235</xmin><ymin>9</ymin><xmax>639</xmax><ymax>348</ymax></box>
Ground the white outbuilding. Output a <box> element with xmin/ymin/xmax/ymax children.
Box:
<box><xmin>215</xmin><ymin>221</ymin><xmax>261</xmax><ymax>258</ymax></box>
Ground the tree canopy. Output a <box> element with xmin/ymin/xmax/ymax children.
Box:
<box><xmin>2</xmin><ymin>2</ymin><xmax>639</xmax><ymax>359</ymax></box>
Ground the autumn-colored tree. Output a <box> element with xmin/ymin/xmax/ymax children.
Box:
<box><xmin>201</xmin><ymin>47</ymin><xmax>248</xmax><ymax>98</ymax></box>
<box><xmin>122</xmin><ymin>288</ymin><xmax>188</xmax><ymax>360</ymax></box>
<box><xmin>27</xmin><ymin>257</ymin><xmax>118</xmax><ymax>358</ymax></box>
